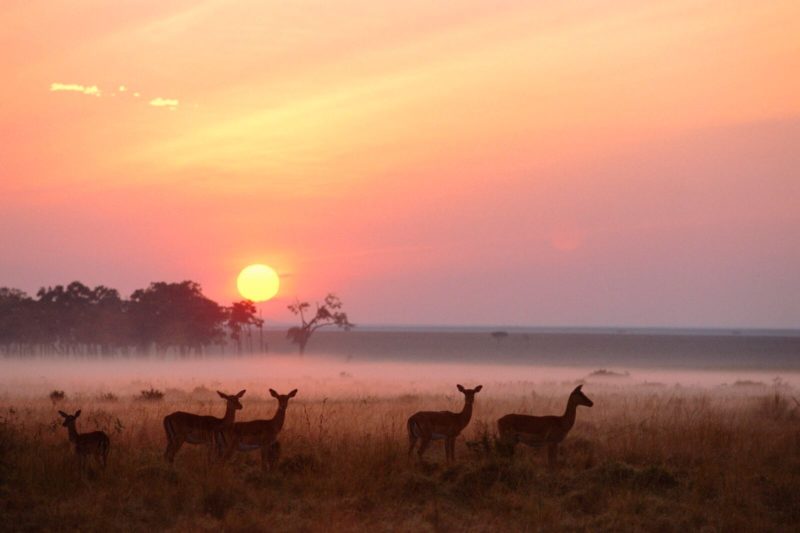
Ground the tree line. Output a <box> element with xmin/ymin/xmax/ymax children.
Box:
<box><xmin>0</xmin><ymin>281</ymin><xmax>258</xmax><ymax>356</ymax></box>
<box><xmin>0</xmin><ymin>280</ymin><xmax>352</xmax><ymax>356</ymax></box>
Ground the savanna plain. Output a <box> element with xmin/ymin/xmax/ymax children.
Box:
<box><xmin>1</xmin><ymin>352</ymin><xmax>799</xmax><ymax>532</ymax></box>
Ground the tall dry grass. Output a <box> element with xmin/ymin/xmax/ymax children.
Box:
<box><xmin>1</xmin><ymin>384</ymin><xmax>799</xmax><ymax>531</ymax></box>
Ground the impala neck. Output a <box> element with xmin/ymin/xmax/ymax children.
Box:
<box><xmin>65</xmin><ymin>422</ymin><xmax>79</xmax><ymax>443</ymax></box>
<box><xmin>221</xmin><ymin>402</ymin><xmax>237</xmax><ymax>427</ymax></box>
<box><xmin>562</xmin><ymin>396</ymin><xmax>579</xmax><ymax>429</ymax></box>
<box><xmin>458</xmin><ymin>398</ymin><xmax>474</xmax><ymax>428</ymax></box>
<box><xmin>271</xmin><ymin>403</ymin><xmax>287</xmax><ymax>432</ymax></box>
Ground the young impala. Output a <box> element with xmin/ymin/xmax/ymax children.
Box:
<box><xmin>407</xmin><ymin>384</ymin><xmax>483</xmax><ymax>462</ymax></box>
<box><xmin>163</xmin><ymin>389</ymin><xmax>245</xmax><ymax>463</ymax></box>
<box><xmin>497</xmin><ymin>384</ymin><xmax>593</xmax><ymax>467</ymax></box>
<box><xmin>219</xmin><ymin>389</ymin><xmax>298</xmax><ymax>470</ymax></box>
<box><xmin>58</xmin><ymin>410</ymin><xmax>110</xmax><ymax>476</ymax></box>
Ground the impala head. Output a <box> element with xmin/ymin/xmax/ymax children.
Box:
<box><xmin>58</xmin><ymin>409</ymin><xmax>81</xmax><ymax>427</ymax></box>
<box><xmin>570</xmin><ymin>385</ymin><xmax>594</xmax><ymax>407</ymax></box>
<box><xmin>456</xmin><ymin>384</ymin><xmax>483</xmax><ymax>404</ymax></box>
<box><xmin>218</xmin><ymin>389</ymin><xmax>247</xmax><ymax>410</ymax></box>
<box><xmin>269</xmin><ymin>388</ymin><xmax>298</xmax><ymax>409</ymax></box>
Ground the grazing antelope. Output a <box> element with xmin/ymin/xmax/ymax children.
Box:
<box><xmin>497</xmin><ymin>385</ymin><xmax>593</xmax><ymax>467</ymax></box>
<box><xmin>219</xmin><ymin>389</ymin><xmax>298</xmax><ymax>470</ymax></box>
<box><xmin>407</xmin><ymin>384</ymin><xmax>483</xmax><ymax>462</ymax></box>
<box><xmin>58</xmin><ymin>410</ymin><xmax>110</xmax><ymax>475</ymax></box>
<box><xmin>163</xmin><ymin>389</ymin><xmax>245</xmax><ymax>463</ymax></box>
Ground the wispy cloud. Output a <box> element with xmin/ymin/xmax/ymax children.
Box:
<box><xmin>149</xmin><ymin>97</ymin><xmax>179</xmax><ymax>108</ymax></box>
<box><xmin>50</xmin><ymin>83</ymin><xmax>101</xmax><ymax>96</ymax></box>
<box><xmin>49</xmin><ymin>83</ymin><xmax>181</xmax><ymax>110</ymax></box>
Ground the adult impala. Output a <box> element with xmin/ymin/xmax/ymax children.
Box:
<box><xmin>407</xmin><ymin>384</ymin><xmax>483</xmax><ymax>462</ymax></box>
<box><xmin>497</xmin><ymin>384</ymin><xmax>593</xmax><ymax>467</ymax></box>
<box><xmin>163</xmin><ymin>389</ymin><xmax>245</xmax><ymax>463</ymax></box>
<box><xmin>219</xmin><ymin>389</ymin><xmax>298</xmax><ymax>470</ymax></box>
<box><xmin>58</xmin><ymin>409</ymin><xmax>110</xmax><ymax>476</ymax></box>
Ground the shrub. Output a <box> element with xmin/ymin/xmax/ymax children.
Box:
<box><xmin>48</xmin><ymin>390</ymin><xmax>66</xmax><ymax>404</ymax></box>
<box><xmin>138</xmin><ymin>388</ymin><xmax>164</xmax><ymax>402</ymax></box>
<box><xmin>97</xmin><ymin>392</ymin><xmax>118</xmax><ymax>402</ymax></box>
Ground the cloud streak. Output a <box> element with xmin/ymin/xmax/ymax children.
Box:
<box><xmin>49</xmin><ymin>83</ymin><xmax>180</xmax><ymax>110</ymax></box>
<box><xmin>149</xmin><ymin>97</ymin><xmax>179</xmax><ymax>108</ymax></box>
<box><xmin>50</xmin><ymin>83</ymin><xmax>100</xmax><ymax>96</ymax></box>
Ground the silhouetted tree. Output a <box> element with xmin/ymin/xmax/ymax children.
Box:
<box><xmin>0</xmin><ymin>280</ymin><xmax>251</xmax><ymax>356</ymax></box>
<box><xmin>227</xmin><ymin>300</ymin><xmax>263</xmax><ymax>353</ymax></box>
<box><xmin>0</xmin><ymin>288</ymin><xmax>34</xmax><ymax>354</ymax></box>
<box><xmin>287</xmin><ymin>294</ymin><xmax>353</xmax><ymax>355</ymax></box>
<box><xmin>130</xmin><ymin>281</ymin><xmax>226</xmax><ymax>355</ymax></box>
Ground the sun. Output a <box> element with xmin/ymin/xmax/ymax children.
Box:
<box><xmin>237</xmin><ymin>264</ymin><xmax>280</xmax><ymax>302</ymax></box>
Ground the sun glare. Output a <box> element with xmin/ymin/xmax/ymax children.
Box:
<box><xmin>236</xmin><ymin>264</ymin><xmax>280</xmax><ymax>302</ymax></box>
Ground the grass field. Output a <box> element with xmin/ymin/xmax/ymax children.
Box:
<box><xmin>1</xmin><ymin>378</ymin><xmax>799</xmax><ymax>532</ymax></box>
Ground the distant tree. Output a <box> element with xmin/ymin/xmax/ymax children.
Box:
<box><xmin>129</xmin><ymin>281</ymin><xmax>226</xmax><ymax>355</ymax></box>
<box><xmin>287</xmin><ymin>294</ymin><xmax>353</xmax><ymax>355</ymax></box>
<box><xmin>227</xmin><ymin>300</ymin><xmax>264</xmax><ymax>354</ymax></box>
<box><xmin>491</xmin><ymin>331</ymin><xmax>509</xmax><ymax>343</ymax></box>
<box><xmin>0</xmin><ymin>288</ymin><xmax>34</xmax><ymax>354</ymax></box>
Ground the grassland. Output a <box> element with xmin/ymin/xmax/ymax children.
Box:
<box><xmin>1</xmin><ymin>383</ymin><xmax>799</xmax><ymax>532</ymax></box>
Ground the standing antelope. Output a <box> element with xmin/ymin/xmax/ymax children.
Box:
<box><xmin>497</xmin><ymin>385</ymin><xmax>593</xmax><ymax>467</ymax></box>
<box><xmin>163</xmin><ymin>389</ymin><xmax>246</xmax><ymax>463</ymax></box>
<box><xmin>219</xmin><ymin>389</ymin><xmax>298</xmax><ymax>470</ymax></box>
<box><xmin>58</xmin><ymin>410</ymin><xmax>110</xmax><ymax>475</ymax></box>
<box><xmin>407</xmin><ymin>384</ymin><xmax>483</xmax><ymax>462</ymax></box>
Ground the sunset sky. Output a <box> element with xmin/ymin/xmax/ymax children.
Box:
<box><xmin>2</xmin><ymin>0</ymin><xmax>799</xmax><ymax>328</ymax></box>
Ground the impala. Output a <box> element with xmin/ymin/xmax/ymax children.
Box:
<box><xmin>163</xmin><ymin>389</ymin><xmax>245</xmax><ymax>463</ymax></box>
<box><xmin>219</xmin><ymin>388</ymin><xmax>298</xmax><ymax>470</ymax></box>
<box><xmin>407</xmin><ymin>384</ymin><xmax>483</xmax><ymax>462</ymax></box>
<box><xmin>497</xmin><ymin>384</ymin><xmax>593</xmax><ymax>467</ymax></box>
<box><xmin>58</xmin><ymin>409</ymin><xmax>110</xmax><ymax>475</ymax></box>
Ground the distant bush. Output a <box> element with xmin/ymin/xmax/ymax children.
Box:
<box><xmin>588</xmin><ymin>369</ymin><xmax>630</xmax><ymax>378</ymax></box>
<box><xmin>97</xmin><ymin>392</ymin><xmax>118</xmax><ymax>402</ymax></box>
<box><xmin>48</xmin><ymin>390</ymin><xmax>66</xmax><ymax>404</ymax></box>
<box><xmin>138</xmin><ymin>388</ymin><xmax>164</xmax><ymax>402</ymax></box>
<box><xmin>733</xmin><ymin>380</ymin><xmax>765</xmax><ymax>387</ymax></box>
<box><xmin>491</xmin><ymin>331</ymin><xmax>509</xmax><ymax>342</ymax></box>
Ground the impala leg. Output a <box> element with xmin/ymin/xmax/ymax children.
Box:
<box><xmin>78</xmin><ymin>453</ymin><xmax>86</xmax><ymax>478</ymax></box>
<box><xmin>101</xmin><ymin>441</ymin><xmax>109</xmax><ymax>470</ymax></box>
<box><xmin>205</xmin><ymin>440</ymin><xmax>219</xmax><ymax>464</ymax></box>
<box><xmin>218</xmin><ymin>434</ymin><xmax>236</xmax><ymax>462</ymax></box>
<box><xmin>445</xmin><ymin>437</ymin><xmax>455</xmax><ymax>462</ymax></box>
<box><xmin>547</xmin><ymin>444</ymin><xmax>558</xmax><ymax>468</ymax></box>
<box><xmin>408</xmin><ymin>432</ymin><xmax>418</xmax><ymax>457</ymax></box>
<box><xmin>165</xmin><ymin>438</ymin><xmax>184</xmax><ymax>463</ymax></box>
<box><xmin>417</xmin><ymin>437</ymin><xmax>432</xmax><ymax>460</ymax></box>
<box><xmin>267</xmin><ymin>441</ymin><xmax>281</xmax><ymax>471</ymax></box>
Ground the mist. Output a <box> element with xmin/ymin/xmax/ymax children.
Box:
<box><xmin>2</xmin><ymin>353</ymin><xmax>797</xmax><ymax>400</ymax></box>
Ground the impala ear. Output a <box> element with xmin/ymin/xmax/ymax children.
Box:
<box><xmin>217</xmin><ymin>391</ymin><xmax>228</xmax><ymax>400</ymax></box>
<box><xmin>474</xmin><ymin>385</ymin><xmax>483</xmax><ymax>393</ymax></box>
<box><xmin>573</xmin><ymin>384</ymin><xmax>583</xmax><ymax>393</ymax></box>
<box><xmin>457</xmin><ymin>384</ymin><xmax>465</xmax><ymax>393</ymax></box>
<box><xmin>269</xmin><ymin>389</ymin><xmax>279</xmax><ymax>398</ymax></box>
<box><xmin>74</xmin><ymin>410</ymin><xmax>81</xmax><ymax>418</ymax></box>
<box><xmin>236</xmin><ymin>389</ymin><xmax>246</xmax><ymax>398</ymax></box>
<box><xmin>288</xmin><ymin>389</ymin><xmax>298</xmax><ymax>398</ymax></box>
<box><xmin>58</xmin><ymin>410</ymin><xmax>68</xmax><ymax>418</ymax></box>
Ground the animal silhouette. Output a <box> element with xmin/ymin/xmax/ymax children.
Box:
<box><xmin>59</xmin><ymin>409</ymin><xmax>110</xmax><ymax>475</ymax></box>
<box><xmin>163</xmin><ymin>389</ymin><xmax>245</xmax><ymax>463</ymax></box>
<box><xmin>497</xmin><ymin>385</ymin><xmax>593</xmax><ymax>467</ymax></box>
<box><xmin>219</xmin><ymin>389</ymin><xmax>298</xmax><ymax>470</ymax></box>
<box><xmin>407</xmin><ymin>384</ymin><xmax>483</xmax><ymax>462</ymax></box>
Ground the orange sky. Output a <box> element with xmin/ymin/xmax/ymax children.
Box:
<box><xmin>2</xmin><ymin>0</ymin><xmax>799</xmax><ymax>327</ymax></box>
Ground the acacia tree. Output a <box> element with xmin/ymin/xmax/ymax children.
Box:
<box><xmin>227</xmin><ymin>300</ymin><xmax>263</xmax><ymax>353</ymax></box>
<box><xmin>287</xmin><ymin>294</ymin><xmax>353</xmax><ymax>355</ymax></box>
